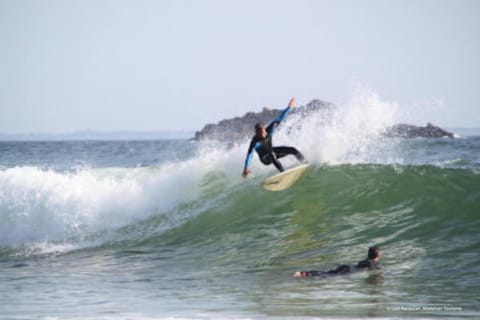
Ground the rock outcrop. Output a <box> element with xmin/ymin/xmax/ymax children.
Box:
<box><xmin>193</xmin><ymin>99</ymin><xmax>454</xmax><ymax>141</ymax></box>
<box><xmin>193</xmin><ymin>99</ymin><xmax>334</xmax><ymax>141</ymax></box>
<box><xmin>384</xmin><ymin>123</ymin><xmax>454</xmax><ymax>138</ymax></box>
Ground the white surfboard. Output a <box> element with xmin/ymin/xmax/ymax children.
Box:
<box><xmin>262</xmin><ymin>163</ymin><xmax>310</xmax><ymax>191</ymax></box>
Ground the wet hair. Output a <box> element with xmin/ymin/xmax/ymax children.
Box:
<box><xmin>255</xmin><ymin>123</ymin><xmax>264</xmax><ymax>133</ymax></box>
<box><xmin>368</xmin><ymin>245</ymin><xmax>380</xmax><ymax>260</ymax></box>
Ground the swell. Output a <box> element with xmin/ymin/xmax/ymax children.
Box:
<box><xmin>1</xmin><ymin>163</ymin><xmax>479</xmax><ymax>267</ymax></box>
<box><xmin>2</xmin><ymin>163</ymin><xmax>479</xmax><ymax>316</ymax></box>
<box><xmin>89</xmin><ymin>165</ymin><xmax>473</xmax><ymax>273</ymax></box>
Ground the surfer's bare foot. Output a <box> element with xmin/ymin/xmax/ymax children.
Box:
<box><xmin>293</xmin><ymin>271</ymin><xmax>302</xmax><ymax>278</ymax></box>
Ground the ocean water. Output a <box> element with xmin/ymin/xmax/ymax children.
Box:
<box><xmin>1</xmin><ymin>102</ymin><xmax>479</xmax><ymax>319</ymax></box>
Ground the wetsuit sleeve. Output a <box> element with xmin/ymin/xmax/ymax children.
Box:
<box><xmin>299</xmin><ymin>270</ymin><xmax>324</xmax><ymax>277</ymax></box>
<box><xmin>244</xmin><ymin>138</ymin><xmax>257</xmax><ymax>170</ymax></box>
<box><xmin>355</xmin><ymin>259</ymin><xmax>381</xmax><ymax>270</ymax></box>
<box><xmin>355</xmin><ymin>260</ymin><xmax>370</xmax><ymax>269</ymax></box>
<box><xmin>266</xmin><ymin>106</ymin><xmax>291</xmax><ymax>135</ymax></box>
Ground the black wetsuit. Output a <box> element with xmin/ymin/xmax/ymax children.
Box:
<box><xmin>244</xmin><ymin>106</ymin><xmax>305</xmax><ymax>172</ymax></box>
<box><xmin>302</xmin><ymin>259</ymin><xmax>381</xmax><ymax>277</ymax></box>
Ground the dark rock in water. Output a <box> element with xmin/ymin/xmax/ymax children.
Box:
<box><xmin>384</xmin><ymin>123</ymin><xmax>454</xmax><ymax>138</ymax></box>
<box><xmin>193</xmin><ymin>99</ymin><xmax>454</xmax><ymax>141</ymax></box>
<box><xmin>193</xmin><ymin>99</ymin><xmax>335</xmax><ymax>141</ymax></box>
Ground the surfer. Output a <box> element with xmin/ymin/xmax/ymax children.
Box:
<box><xmin>242</xmin><ymin>97</ymin><xmax>306</xmax><ymax>178</ymax></box>
<box><xmin>293</xmin><ymin>245</ymin><xmax>381</xmax><ymax>278</ymax></box>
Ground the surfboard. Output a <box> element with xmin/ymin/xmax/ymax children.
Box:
<box><xmin>262</xmin><ymin>163</ymin><xmax>310</xmax><ymax>191</ymax></box>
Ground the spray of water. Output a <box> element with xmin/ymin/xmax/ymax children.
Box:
<box><xmin>0</xmin><ymin>87</ymin><xmax>400</xmax><ymax>252</ymax></box>
<box><xmin>275</xmin><ymin>86</ymin><xmax>398</xmax><ymax>165</ymax></box>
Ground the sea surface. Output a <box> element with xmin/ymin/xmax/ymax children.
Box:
<box><xmin>1</xmin><ymin>120</ymin><xmax>479</xmax><ymax>319</ymax></box>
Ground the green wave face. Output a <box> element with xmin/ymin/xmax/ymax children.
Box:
<box><xmin>105</xmin><ymin>164</ymin><xmax>478</xmax><ymax>317</ymax></box>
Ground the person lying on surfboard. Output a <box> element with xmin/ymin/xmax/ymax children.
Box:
<box><xmin>242</xmin><ymin>97</ymin><xmax>306</xmax><ymax>178</ymax></box>
<box><xmin>293</xmin><ymin>245</ymin><xmax>381</xmax><ymax>278</ymax></box>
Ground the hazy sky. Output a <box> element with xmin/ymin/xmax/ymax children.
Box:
<box><xmin>1</xmin><ymin>0</ymin><xmax>479</xmax><ymax>133</ymax></box>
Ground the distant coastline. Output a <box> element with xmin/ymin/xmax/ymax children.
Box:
<box><xmin>1</xmin><ymin>127</ymin><xmax>477</xmax><ymax>142</ymax></box>
<box><xmin>0</xmin><ymin>130</ymin><xmax>194</xmax><ymax>141</ymax></box>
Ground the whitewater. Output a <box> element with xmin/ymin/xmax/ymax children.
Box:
<box><xmin>1</xmin><ymin>92</ymin><xmax>479</xmax><ymax>319</ymax></box>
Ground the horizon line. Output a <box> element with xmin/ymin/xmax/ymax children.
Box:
<box><xmin>1</xmin><ymin>126</ymin><xmax>479</xmax><ymax>142</ymax></box>
<box><xmin>0</xmin><ymin>130</ymin><xmax>196</xmax><ymax>141</ymax></box>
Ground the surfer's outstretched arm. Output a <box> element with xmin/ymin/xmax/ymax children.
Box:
<box><xmin>266</xmin><ymin>97</ymin><xmax>295</xmax><ymax>135</ymax></box>
<box><xmin>242</xmin><ymin>153</ymin><xmax>254</xmax><ymax>177</ymax></box>
<box><xmin>242</xmin><ymin>139</ymin><xmax>258</xmax><ymax>177</ymax></box>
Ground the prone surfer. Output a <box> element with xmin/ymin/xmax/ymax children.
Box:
<box><xmin>293</xmin><ymin>245</ymin><xmax>381</xmax><ymax>278</ymax></box>
<box><xmin>242</xmin><ymin>97</ymin><xmax>306</xmax><ymax>178</ymax></box>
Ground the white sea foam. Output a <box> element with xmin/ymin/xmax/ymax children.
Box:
<box><xmin>0</xmin><ymin>147</ymin><xmax>239</xmax><ymax>249</ymax></box>
<box><xmin>274</xmin><ymin>86</ymin><xmax>399</xmax><ymax>165</ymax></box>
